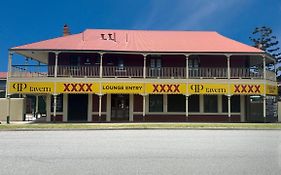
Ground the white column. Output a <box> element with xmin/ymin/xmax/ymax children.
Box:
<box><xmin>142</xmin><ymin>95</ymin><xmax>146</xmax><ymax>120</ymax></box>
<box><xmin>106</xmin><ymin>94</ymin><xmax>111</xmax><ymax>122</ymax></box>
<box><xmin>35</xmin><ymin>95</ymin><xmax>39</xmax><ymax>117</ymax></box>
<box><xmin>129</xmin><ymin>94</ymin><xmax>134</xmax><ymax>122</ymax></box>
<box><xmin>228</xmin><ymin>95</ymin><xmax>231</xmax><ymax>122</ymax></box>
<box><xmin>240</xmin><ymin>95</ymin><xmax>245</xmax><ymax>122</ymax></box>
<box><xmin>99</xmin><ymin>53</ymin><xmax>103</xmax><ymax>78</ymax></box>
<box><xmin>88</xmin><ymin>94</ymin><xmax>93</xmax><ymax>122</ymax></box>
<box><xmin>6</xmin><ymin>52</ymin><xmax>13</xmax><ymax>98</ymax></box>
<box><xmin>163</xmin><ymin>94</ymin><xmax>168</xmax><ymax>113</ymax></box>
<box><xmin>63</xmin><ymin>94</ymin><xmax>68</xmax><ymax>122</ymax></box>
<box><xmin>143</xmin><ymin>55</ymin><xmax>147</xmax><ymax>78</ymax></box>
<box><xmin>218</xmin><ymin>95</ymin><xmax>222</xmax><ymax>113</ymax></box>
<box><xmin>263</xmin><ymin>55</ymin><xmax>266</xmax><ymax>79</ymax></box>
<box><xmin>53</xmin><ymin>94</ymin><xmax>57</xmax><ymax>122</ymax></box>
<box><xmin>263</xmin><ymin>95</ymin><xmax>266</xmax><ymax>122</ymax></box>
<box><xmin>54</xmin><ymin>52</ymin><xmax>59</xmax><ymax>77</ymax></box>
<box><xmin>227</xmin><ymin>55</ymin><xmax>230</xmax><ymax>79</ymax></box>
<box><xmin>186</xmin><ymin>55</ymin><xmax>189</xmax><ymax>79</ymax></box>
<box><xmin>98</xmin><ymin>94</ymin><xmax>102</xmax><ymax>121</ymax></box>
<box><xmin>46</xmin><ymin>95</ymin><xmax>51</xmax><ymax>122</ymax></box>
<box><xmin>185</xmin><ymin>95</ymin><xmax>189</xmax><ymax>120</ymax></box>
<box><xmin>7</xmin><ymin>95</ymin><xmax>11</xmax><ymax>123</ymax></box>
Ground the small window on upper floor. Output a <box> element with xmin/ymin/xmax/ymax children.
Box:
<box><xmin>188</xmin><ymin>56</ymin><xmax>200</xmax><ymax>68</ymax></box>
<box><xmin>117</xmin><ymin>58</ymin><xmax>124</xmax><ymax>70</ymax></box>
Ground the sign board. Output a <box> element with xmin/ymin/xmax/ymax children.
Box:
<box><xmin>188</xmin><ymin>84</ymin><xmax>228</xmax><ymax>94</ymax></box>
<box><xmin>9</xmin><ymin>82</ymin><xmax>54</xmax><ymax>94</ymax></box>
<box><xmin>146</xmin><ymin>83</ymin><xmax>186</xmax><ymax>94</ymax></box>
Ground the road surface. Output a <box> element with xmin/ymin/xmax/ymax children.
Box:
<box><xmin>0</xmin><ymin>130</ymin><xmax>281</xmax><ymax>175</ymax></box>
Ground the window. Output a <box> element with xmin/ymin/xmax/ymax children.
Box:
<box><xmin>117</xmin><ymin>58</ymin><xmax>124</xmax><ymax>70</ymax></box>
<box><xmin>149</xmin><ymin>95</ymin><xmax>163</xmax><ymax>112</ymax></box>
<box><xmin>204</xmin><ymin>95</ymin><xmax>218</xmax><ymax>113</ymax></box>
<box><xmin>150</xmin><ymin>56</ymin><xmax>162</xmax><ymax>77</ymax></box>
<box><xmin>51</xmin><ymin>94</ymin><xmax>63</xmax><ymax>112</ymax></box>
<box><xmin>189</xmin><ymin>95</ymin><xmax>199</xmax><ymax>112</ymax></box>
<box><xmin>168</xmin><ymin>94</ymin><xmax>185</xmax><ymax>112</ymax></box>
<box><xmin>188</xmin><ymin>56</ymin><xmax>200</xmax><ymax>68</ymax></box>
<box><xmin>222</xmin><ymin>95</ymin><xmax>241</xmax><ymax>113</ymax></box>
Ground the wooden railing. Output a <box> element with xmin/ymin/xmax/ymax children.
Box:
<box><xmin>11</xmin><ymin>65</ymin><xmax>276</xmax><ymax>81</ymax></box>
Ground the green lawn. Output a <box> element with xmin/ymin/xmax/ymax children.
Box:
<box><xmin>1</xmin><ymin>122</ymin><xmax>281</xmax><ymax>130</ymax></box>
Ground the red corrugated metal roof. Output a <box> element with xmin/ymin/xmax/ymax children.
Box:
<box><xmin>11</xmin><ymin>29</ymin><xmax>263</xmax><ymax>53</ymax></box>
<box><xmin>0</xmin><ymin>72</ymin><xmax>7</xmax><ymax>79</ymax></box>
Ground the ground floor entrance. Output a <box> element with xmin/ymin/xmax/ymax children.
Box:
<box><xmin>111</xmin><ymin>94</ymin><xmax>129</xmax><ymax>121</ymax></box>
<box><xmin>68</xmin><ymin>94</ymin><xmax>88</xmax><ymax>121</ymax></box>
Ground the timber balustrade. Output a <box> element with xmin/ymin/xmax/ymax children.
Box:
<box><xmin>10</xmin><ymin>65</ymin><xmax>276</xmax><ymax>81</ymax></box>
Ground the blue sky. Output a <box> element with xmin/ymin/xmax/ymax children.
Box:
<box><xmin>0</xmin><ymin>0</ymin><xmax>281</xmax><ymax>71</ymax></box>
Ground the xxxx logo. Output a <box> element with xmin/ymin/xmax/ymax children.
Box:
<box><xmin>152</xmin><ymin>84</ymin><xmax>180</xmax><ymax>93</ymax></box>
<box><xmin>234</xmin><ymin>85</ymin><xmax>261</xmax><ymax>93</ymax></box>
<box><xmin>63</xmin><ymin>83</ymin><xmax>93</xmax><ymax>92</ymax></box>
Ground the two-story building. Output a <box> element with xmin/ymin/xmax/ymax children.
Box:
<box><xmin>7</xmin><ymin>26</ymin><xmax>278</xmax><ymax>122</ymax></box>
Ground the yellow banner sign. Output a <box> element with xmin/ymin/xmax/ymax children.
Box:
<box><xmin>188</xmin><ymin>84</ymin><xmax>228</xmax><ymax>94</ymax></box>
<box><xmin>231</xmin><ymin>84</ymin><xmax>264</xmax><ymax>95</ymax></box>
<box><xmin>56</xmin><ymin>82</ymin><xmax>99</xmax><ymax>93</ymax></box>
<box><xmin>101</xmin><ymin>83</ymin><xmax>144</xmax><ymax>94</ymax></box>
<box><xmin>266</xmin><ymin>85</ymin><xmax>278</xmax><ymax>95</ymax></box>
<box><xmin>9</xmin><ymin>82</ymin><xmax>54</xmax><ymax>94</ymax></box>
<box><xmin>146</xmin><ymin>83</ymin><xmax>186</xmax><ymax>94</ymax></box>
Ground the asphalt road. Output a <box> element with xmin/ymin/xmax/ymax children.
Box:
<box><xmin>0</xmin><ymin>130</ymin><xmax>281</xmax><ymax>175</ymax></box>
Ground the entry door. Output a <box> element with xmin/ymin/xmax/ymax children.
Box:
<box><xmin>111</xmin><ymin>94</ymin><xmax>129</xmax><ymax>121</ymax></box>
<box><xmin>68</xmin><ymin>94</ymin><xmax>88</xmax><ymax>121</ymax></box>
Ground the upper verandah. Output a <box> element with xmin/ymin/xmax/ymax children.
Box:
<box><xmin>10</xmin><ymin>28</ymin><xmax>263</xmax><ymax>53</ymax></box>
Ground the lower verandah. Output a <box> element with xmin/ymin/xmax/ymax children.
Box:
<box><xmin>47</xmin><ymin>94</ymin><xmax>270</xmax><ymax>123</ymax></box>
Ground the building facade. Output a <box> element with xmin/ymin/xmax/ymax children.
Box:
<box><xmin>7</xmin><ymin>27</ymin><xmax>278</xmax><ymax>122</ymax></box>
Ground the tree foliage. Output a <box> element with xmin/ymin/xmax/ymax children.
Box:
<box><xmin>249</xmin><ymin>26</ymin><xmax>281</xmax><ymax>62</ymax></box>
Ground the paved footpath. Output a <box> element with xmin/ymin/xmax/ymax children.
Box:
<box><xmin>0</xmin><ymin>130</ymin><xmax>281</xmax><ymax>175</ymax></box>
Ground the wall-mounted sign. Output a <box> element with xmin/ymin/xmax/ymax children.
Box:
<box><xmin>188</xmin><ymin>84</ymin><xmax>228</xmax><ymax>94</ymax></box>
<box><xmin>101</xmin><ymin>83</ymin><xmax>144</xmax><ymax>94</ymax></box>
<box><xmin>146</xmin><ymin>83</ymin><xmax>186</xmax><ymax>94</ymax></box>
<box><xmin>231</xmin><ymin>84</ymin><xmax>264</xmax><ymax>95</ymax></box>
<box><xmin>56</xmin><ymin>82</ymin><xmax>99</xmax><ymax>93</ymax></box>
<box><xmin>9</xmin><ymin>82</ymin><xmax>54</xmax><ymax>94</ymax></box>
<box><xmin>266</xmin><ymin>85</ymin><xmax>278</xmax><ymax>95</ymax></box>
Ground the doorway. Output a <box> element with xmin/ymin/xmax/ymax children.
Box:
<box><xmin>111</xmin><ymin>94</ymin><xmax>129</xmax><ymax>121</ymax></box>
<box><xmin>68</xmin><ymin>94</ymin><xmax>88</xmax><ymax>121</ymax></box>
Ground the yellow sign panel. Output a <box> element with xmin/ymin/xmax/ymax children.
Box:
<box><xmin>266</xmin><ymin>85</ymin><xmax>278</xmax><ymax>95</ymax></box>
<box><xmin>231</xmin><ymin>84</ymin><xmax>264</xmax><ymax>95</ymax></box>
<box><xmin>101</xmin><ymin>83</ymin><xmax>144</xmax><ymax>94</ymax></box>
<box><xmin>188</xmin><ymin>84</ymin><xmax>228</xmax><ymax>94</ymax></box>
<box><xmin>56</xmin><ymin>82</ymin><xmax>99</xmax><ymax>93</ymax></box>
<box><xmin>146</xmin><ymin>83</ymin><xmax>186</xmax><ymax>94</ymax></box>
<box><xmin>9</xmin><ymin>82</ymin><xmax>54</xmax><ymax>94</ymax></box>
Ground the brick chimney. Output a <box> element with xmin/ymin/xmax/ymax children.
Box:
<box><xmin>63</xmin><ymin>24</ymin><xmax>70</xmax><ymax>36</ymax></box>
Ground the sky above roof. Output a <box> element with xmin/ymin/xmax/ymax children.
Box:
<box><xmin>0</xmin><ymin>0</ymin><xmax>281</xmax><ymax>71</ymax></box>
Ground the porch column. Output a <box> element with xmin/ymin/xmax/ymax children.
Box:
<box><xmin>6</xmin><ymin>51</ymin><xmax>13</xmax><ymax>98</ymax></box>
<box><xmin>63</xmin><ymin>94</ymin><xmax>68</xmax><ymax>122</ymax></box>
<box><xmin>98</xmin><ymin>94</ymin><xmax>102</xmax><ymax>121</ymax></box>
<box><xmin>226</xmin><ymin>55</ymin><xmax>230</xmax><ymax>79</ymax></box>
<box><xmin>142</xmin><ymin>95</ymin><xmax>146</xmax><ymax>121</ymax></box>
<box><xmin>46</xmin><ymin>95</ymin><xmax>51</xmax><ymax>122</ymax></box>
<box><xmin>88</xmin><ymin>94</ymin><xmax>93</xmax><ymax>122</ymax></box>
<box><xmin>143</xmin><ymin>54</ymin><xmax>147</xmax><ymax>78</ymax></box>
<box><xmin>185</xmin><ymin>55</ymin><xmax>189</xmax><ymax>79</ymax></box>
<box><xmin>263</xmin><ymin>95</ymin><xmax>266</xmax><ymax>123</ymax></box>
<box><xmin>129</xmin><ymin>94</ymin><xmax>134</xmax><ymax>122</ymax></box>
<box><xmin>99</xmin><ymin>53</ymin><xmax>103</xmax><ymax>78</ymax></box>
<box><xmin>263</xmin><ymin>55</ymin><xmax>266</xmax><ymax>79</ymax></box>
<box><xmin>240</xmin><ymin>95</ymin><xmax>245</xmax><ymax>122</ymax></box>
<box><xmin>106</xmin><ymin>94</ymin><xmax>111</xmax><ymax>122</ymax></box>
<box><xmin>227</xmin><ymin>95</ymin><xmax>231</xmax><ymax>122</ymax></box>
<box><xmin>185</xmin><ymin>95</ymin><xmax>189</xmax><ymax>121</ymax></box>
<box><xmin>7</xmin><ymin>95</ymin><xmax>11</xmax><ymax>123</ymax></box>
<box><xmin>35</xmin><ymin>95</ymin><xmax>39</xmax><ymax>118</ymax></box>
<box><xmin>54</xmin><ymin>52</ymin><xmax>60</xmax><ymax>77</ymax></box>
<box><xmin>53</xmin><ymin>94</ymin><xmax>57</xmax><ymax>122</ymax></box>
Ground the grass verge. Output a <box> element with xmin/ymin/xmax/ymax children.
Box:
<box><xmin>1</xmin><ymin>122</ymin><xmax>281</xmax><ymax>130</ymax></box>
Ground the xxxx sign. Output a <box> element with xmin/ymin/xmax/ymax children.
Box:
<box><xmin>231</xmin><ymin>84</ymin><xmax>264</xmax><ymax>95</ymax></box>
<box><xmin>56</xmin><ymin>83</ymin><xmax>99</xmax><ymax>93</ymax></box>
<box><xmin>146</xmin><ymin>83</ymin><xmax>186</xmax><ymax>94</ymax></box>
